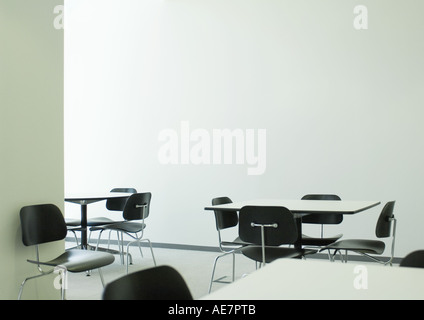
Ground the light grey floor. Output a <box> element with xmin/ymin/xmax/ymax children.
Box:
<box><xmin>64</xmin><ymin>241</ymin><xmax>396</xmax><ymax>300</ymax></box>
<box><xmin>65</xmin><ymin>242</ymin><xmax>257</xmax><ymax>300</ymax></box>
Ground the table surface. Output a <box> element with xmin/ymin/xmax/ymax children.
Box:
<box><xmin>205</xmin><ymin>199</ymin><xmax>381</xmax><ymax>214</ymax></box>
<box><xmin>203</xmin><ymin>258</ymin><xmax>424</xmax><ymax>300</ymax></box>
<box><xmin>65</xmin><ymin>192</ymin><xmax>132</xmax><ymax>205</ymax></box>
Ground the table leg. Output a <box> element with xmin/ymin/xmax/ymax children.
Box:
<box><xmin>294</xmin><ymin>215</ymin><xmax>302</xmax><ymax>250</ymax></box>
<box><xmin>80</xmin><ymin>204</ymin><xmax>88</xmax><ymax>249</ymax></box>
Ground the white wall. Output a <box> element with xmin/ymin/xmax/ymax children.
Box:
<box><xmin>0</xmin><ymin>0</ymin><xmax>64</xmax><ymax>299</ymax></box>
<box><xmin>64</xmin><ymin>0</ymin><xmax>424</xmax><ymax>257</ymax></box>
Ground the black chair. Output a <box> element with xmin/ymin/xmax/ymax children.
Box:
<box><xmin>66</xmin><ymin>188</ymin><xmax>137</xmax><ymax>248</ymax></box>
<box><xmin>239</xmin><ymin>206</ymin><xmax>316</xmax><ymax>267</ymax></box>
<box><xmin>208</xmin><ymin>197</ymin><xmax>249</xmax><ymax>293</ymax></box>
<box><xmin>18</xmin><ymin>204</ymin><xmax>115</xmax><ymax>300</ymax></box>
<box><xmin>320</xmin><ymin>201</ymin><xmax>397</xmax><ymax>265</ymax></box>
<box><xmin>89</xmin><ymin>188</ymin><xmax>137</xmax><ymax>258</ymax></box>
<box><xmin>102</xmin><ymin>265</ymin><xmax>192</xmax><ymax>300</ymax></box>
<box><xmin>92</xmin><ymin>187</ymin><xmax>138</xmax><ymax>226</ymax></box>
<box><xmin>400</xmin><ymin>250</ymin><xmax>424</xmax><ymax>268</ymax></box>
<box><xmin>94</xmin><ymin>192</ymin><xmax>156</xmax><ymax>273</ymax></box>
<box><xmin>300</xmin><ymin>194</ymin><xmax>343</xmax><ymax>247</ymax></box>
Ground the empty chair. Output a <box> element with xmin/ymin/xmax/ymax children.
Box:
<box><xmin>18</xmin><ymin>204</ymin><xmax>115</xmax><ymax>300</ymax></box>
<box><xmin>94</xmin><ymin>192</ymin><xmax>156</xmax><ymax>273</ymax></box>
<box><xmin>91</xmin><ymin>187</ymin><xmax>137</xmax><ymax>226</ymax></box>
<box><xmin>300</xmin><ymin>194</ymin><xmax>343</xmax><ymax>247</ymax></box>
<box><xmin>400</xmin><ymin>250</ymin><xmax>424</xmax><ymax>268</ymax></box>
<box><xmin>102</xmin><ymin>265</ymin><xmax>193</xmax><ymax>300</ymax></box>
<box><xmin>320</xmin><ymin>201</ymin><xmax>397</xmax><ymax>265</ymax></box>
<box><xmin>66</xmin><ymin>188</ymin><xmax>137</xmax><ymax>248</ymax></box>
<box><xmin>89</xmin><ymin>188</ymin><xmax>137</xmax><ymax>256</ymax></box>
<box><xmin>239</xmin><ymin>206</ymin><xmax>316</xmax><ymax>267</ymax></box>
<box><xmin>88</xmin><ymin>188</ymin><xmax>137</xmax><ymax>239</ymax></box>
<box><xmin>208</xmin><ymin>197</ymin><xmax>249</xmax><ymax>293</ymax></box>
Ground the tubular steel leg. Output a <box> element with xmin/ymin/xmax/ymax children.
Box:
<box><xmin>98</xmin><ymin>268</ymin><xmax>106</xmax><ymax>287</ymax></box>
<box><xmin>208</xmin><ymin>251</ymin><xmax>236</xmax><ymax>293</ymax></box>
<box><xmin>18</xmin><ymin>270</ymin><xmax>54</xmax><ymax>300</ymax></box>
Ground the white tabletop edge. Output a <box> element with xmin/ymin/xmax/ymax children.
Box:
<box><xmin>205</xmin><ymin>199</ymin><xmax>381</xmax><ymax>214</ymax></box>
<box><xmin>65</xmin><ymin>192</ymin><xmax>133</xmax><ymax>199</ymax></box>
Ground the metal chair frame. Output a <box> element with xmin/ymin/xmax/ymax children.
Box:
<box><xmin>329</xmin><ymin>217</ymin><xmax>397</xmax><ymax>266</ymax></box>
<box><xmin>95</xmin><ymin>193</ymin><xmax>156</xmax><ymax>273</ymax></box>
<box><xmin>324</xmin><ymin>201</ymin><xmax>397</xmax><ymax>266</ymax></box>
<box><xmin>19</xmin><ymin>204</ymin><xmax>113</xmax><ymax>300</ymax></box>
<box><xmin>208</xmin><ymin>197</ymin><xmax>248</xmax><ymax>293</ymax></box>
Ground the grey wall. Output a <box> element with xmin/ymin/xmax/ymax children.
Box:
<box><xmin>0</xmin><ymin>0</ymin><xmax>64</xmax><ymax>299</ymax></box>
<box><xmin>64</xmin><ymin>0</ymin><xmax>424</xmax><ymax>258</ymax></box>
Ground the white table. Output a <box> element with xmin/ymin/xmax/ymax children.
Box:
<box><xmin>203</xmin><ymin>259</ymin><xmax>424</xmax><ymax>300</ymax></box>
<box><xmin>65</xmin><ymin>193</ymin><xmax>131</xmax><ymax>249</ymax></box>
<box><xmin>204</xmin><ymin>199</ymin><xmax>380</xmax><ymax>214</ymax></box>
<box><xmin>205</xmin><ymin>199</ymin><xmax>381</xmax><ymax>248</ymax></box>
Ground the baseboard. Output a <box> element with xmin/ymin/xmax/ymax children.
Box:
<box><xmin>65</xmin><ymin>237</ymin><xmax>402</xmax><ymax>264</ymax></box>
<box><xmin>65</xmin><ymin>236</ymin><xmax>222</xmax><ymax>253</ymax></box>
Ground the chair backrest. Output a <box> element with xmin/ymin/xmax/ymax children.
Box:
<box><xmin>122</xmin><ymin>192</ymin><xmax>152</xmax><ymax>221</ymax></box>
<box><xmin>212</xmin><ymin>197</ymin><xmax>238</xmax><ymax>231</ymax></box>
<box><xmin>102</xmin><ymin>265</ymin><xmax>193</xmax><ymax>300</ymax></box>
<box><xmin>301</xmin><ymin>194</ymin><xmax>343</xmax><ymax>224</ymax></box>
<box><xmin>239</xmin><ymin>206</ymin><xmax>298</xmax><ymax>246</ymax></box>
<box><xmin>375</xmin><ymin>201</ymin><xmax>395</xmax><ymax>238</ymax></box>
<box><xmin>106</xmin><ymin>188</ymin><xmax>137</xmax><ymax>211</ymax></box>
<box><xmin>20</xmin><ymin>204</ymin><xmax>67</xmax><ymax>246</ymax></box>
<box><xmin>400</xmin><ymin>250</ymin><xmax>424</xmax><ymax>268</ymax></box>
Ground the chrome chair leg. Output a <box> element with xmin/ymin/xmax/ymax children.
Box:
<box><xmin>208</xmin><ymin>251</ymin><xmax>236</xmax><ymax>293</ymax></box>
<box><xmin>60</xmin><ymin>269</ymin><xmax>67</xmax><ymax>300</ymax></box>
<box><xmin>125</xmin><ymin>238</ymin><xmax>156</xmax><ymax>273</ymax></box>
<box><xmin>208</xmin><ymin>254</ymin><xmax>221</xmax><ymax>293</ymax></box>
<box><xmin>144</xmin><ymin>238</ymin><xmax>156</xmax><ymax>266</ymax></box>
<box><xmin>106</xmin><ymin>230</ymin><xmax>112</xmax><ymax>249</ymax></box>
<box><xmin>232</xmin><ymin>252</ymin><xmax>235</xmax><ymax>282</ymax></box>
<box><xmin>95</xmin><ymin>230</ymin><xmax>104</xmax><ymax>251</ymax></box>
<box><xmin>116</xmin><ymin>232</ymin><xmax>134</xmax><ymax>266</ymax></box>
<box><xmin>117</xmin><ymin>231</ymin><xmax>124</xmax><ymax>264</ymax></box>
<box><xmin>137</xmin><ymin>239</ymin><xmax>144</xmax><ymax>259</ymax></box>
<box><xmin>53</xmin><ymin>265</ymin><xmax>68</xmax><ymax>300</ymax></box>
<box><xmin>135</xmin><ymin>232</ymin><xmax>144</xmax><ymax>258</ymax></box>
<box><xmin>69</xmin><ymin>230</ymin><xmax>79</xmax><ymax>247</ymax></box>
<box><xmin>18</xmin><ymin>270</ymin><xmax>54</xmax><ymax>300</ymax></box>
<box><xmin>98</xmin><ymin>268</ymin><xmax>106</xmax><ymax>287</ymax></box>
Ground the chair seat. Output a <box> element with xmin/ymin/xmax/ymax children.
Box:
<box><xmin>321</xmin><ymin>239</ymin><xmax>386</xmax><ymax>255</ymax></box>
<box><xmin>87</xmin><ymin>217</ymin><xmax>118</xmax><ymax>226</ymax></box>
<box><xmin>241</xmin><ymin>246</ymin><xmax>315</xmax><ymax>264</ymax></box>
<box><xmin>65</xmin><ymin>218</ymin><xmax>81</xmax><ymax>227</ymax></box>
<box><xmin>221</xmin><ymin>236</ymin><xmax>250</xmax><ymax>247</ymax></box>
<box><xmin>28</xmin><ymin>249</ymin><xmax>115</xmax><ymax>273</ymax></box>
<box><xmin>94</xmin><ymin>221</ymin><xmax>146</xmax><ymax>234</ymax></box>
<box><xmin>66</xmin><ymin>217</ymin><xmax>118</xmax><ymax>227</ymax></box>
<box><xmin>301</xmin><ymin>233</ymin><xmax>343</xmax><ymax>246</ymax></box>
